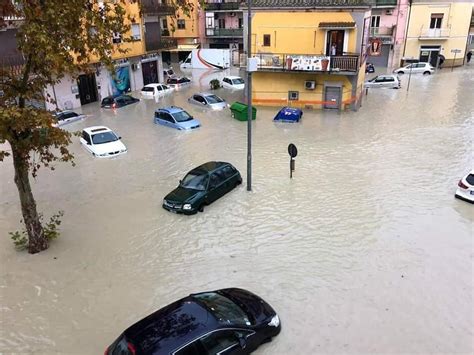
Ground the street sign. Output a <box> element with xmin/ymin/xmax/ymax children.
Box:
<box><xmin>288</xmin><ymin>143</ymin><xmax>298</xmax><ymax>158</ymax></box>
<box><xmin>451</xmin><ymin>49</ymin><xmax>462</xmax><ymax>54</ymax></box>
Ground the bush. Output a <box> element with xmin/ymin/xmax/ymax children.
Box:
<box><xmin>9</xmin><ymin>211</ymin><xmax>64</xmax><ymax>250</ymax></box>
<box><xmin>209</xmin><ymin>79</ymin><xmax>221</xmax><ymax>90</ymax></box>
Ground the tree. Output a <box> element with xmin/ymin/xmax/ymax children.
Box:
<box><xmin>0</xmin><ymin>0</ymin><xmax>193</xmax><ymax>254</ymax></box>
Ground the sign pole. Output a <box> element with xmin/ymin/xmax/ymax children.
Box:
<box><xmin>246</xmin><ymin>0</ymin><xmax>252</xmax><ymax>191</ymax></box>
<box><xmin>452</xmin><ymin>52</ymin><xmax>456</xmax><ymax>72</ymax></box>
<box><xmin>407</xmin><ymin>63</ymin><xmax>412</xmax><ymax>92</ymax></box>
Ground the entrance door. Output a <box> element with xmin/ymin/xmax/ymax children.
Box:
<box><xmin>326</xmin><ymin>30</ymin><xmax>345</xmax><ymax>56</ymax></box>
<box><xmin>419</xmin><ymin>46</ymin><xmax>441</xmax><ymax>67</ymax></box>
<box><xmin>324</xmin><ymin>86</ymin><xmax>341</xmax><ymax>109</ymax></box>
<box><xmin>142</xmin><ymin>60</ymin><xmax>158</xmax><ymax>85</ymax></box>
<box><xmin>77</xmin><ymin>73</ymin><xmax>98</xmax><ymax>105</ymax></box>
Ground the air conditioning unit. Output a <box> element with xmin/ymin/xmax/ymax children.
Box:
<box><xmin>305</xmin><ymin>80</ymin><xmax>316</xmax><ymax>90</ymax></box>
<box><xmin>386</xmin><ymin>9</ymin><xmax>393</xmax><ymax>15</ymax></box>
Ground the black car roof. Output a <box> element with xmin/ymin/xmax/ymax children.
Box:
<box><xmin>124</xmin><ymin>297</ymin><xmax>218</xmax><ymax>353</ymax></box>
<box><xmin>192</xmin><ymin>161</ymin><xmax>230</xmax><ymax>175</ymax></box>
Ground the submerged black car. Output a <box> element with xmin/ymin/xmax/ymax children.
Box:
<box><xmin>105</xmin><ymin>288</ymin><xmax>281</xmax><ymax>355</ymax></box>
<box><xmin>101</xmin><ymin>94</ymin><xmax>139</xmax><ymax>109</ymax></box>
<box><xmin>163</xmin><ymin>161</ymin><xmax>242</xmax><ymax>214</ymax></box>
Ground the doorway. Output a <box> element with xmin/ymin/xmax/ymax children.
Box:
<box><xmin>77</xmin><ymin>73</ymin><xmax>98</xmax><ymax>106</ymax></box>
<box><xmin>326</xmin><ymin>30</ymin><xmax>345</xmax><ymax>56</ymax></box>
<box><xmin>142</xmin><ymin>60</ymin><xmax>158</xmax><ymax>85</ymax></box>
<box><xmin>419</xmin><ymin>45</ymin><xmax>441</xmax><ymax>67</ymax></box>
<box><xmin>324</xmin><ymin>85</ymin><xmax>341</xmax><ymax>109</ymax></box>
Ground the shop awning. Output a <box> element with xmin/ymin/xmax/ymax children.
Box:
<box><xmin>167</xmin><ymin>44</ymin><xmax>200</xmax><ymax>52</ymax></box>
<box><xmin>319</xmin><ymin>22</ymin><xmax>356</xmax><ymax>29</ymax></box>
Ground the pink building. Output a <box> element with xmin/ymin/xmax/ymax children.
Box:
<box><xmin>368</xmin><ymin>0</ymin><xmax>410</xmax><ymax>69</ymax></box>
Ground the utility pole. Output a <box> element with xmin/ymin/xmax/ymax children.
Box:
<box><xmin>246</xmin><ymin>0</ymin><xmax>252</xmax><ymax>191</ymax></box>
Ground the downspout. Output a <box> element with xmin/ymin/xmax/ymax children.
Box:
<box><xmin>402</xmin><ymin>0</ymin><xmax>413</xmax><ymax>65</ymax></box>
<box><xmin>390</xmin><ymin>0</ymin><xmax>402</xmax><ymax>69</ymax></box>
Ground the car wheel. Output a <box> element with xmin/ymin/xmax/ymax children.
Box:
<box><xmin>198</xmin><ymin>204</ymin><xmax>204</xmax><ymax>212</ymax></box>
<box><xmin>423</xmin><ymin>71</ymin><xmax>431</xmax><ymax>75</ymax></box>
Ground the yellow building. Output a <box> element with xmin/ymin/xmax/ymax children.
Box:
<box><xmin>243</xmin><ymin>0</ymin><xmax>373</xmax><ymax>111</ymax></box>
<box><xmin>161</xmin><ymin>0</ymin><xmax>201</xmax><ymax>62</ymax></box>
<box><xmin>403</xmin><ymin>0</ymin><xmax>474</xmax><ymax>67</ymax></box>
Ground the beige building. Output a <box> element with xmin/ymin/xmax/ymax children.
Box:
<box><xmin>403</xmin><ymin>0</ymin><xmax>474</xmax><ymax>67</ymax></box>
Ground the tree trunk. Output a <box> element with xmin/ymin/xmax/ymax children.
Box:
<box><xmin>11</xmin><ymin>144</ymin><xmax>48</xmax><ymax>254</ymax></box>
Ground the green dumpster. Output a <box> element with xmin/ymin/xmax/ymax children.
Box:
<box><xmin>230</xmin><ymin>101</ymin><xmax>257</xmax><ymax>121</ymax></box>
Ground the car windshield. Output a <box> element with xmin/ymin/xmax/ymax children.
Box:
<box><xmin>142</xmin><ymin>87</ymin><xmax>154</xmax><ymax>92</ymax></box>
<box><xmin>369</xmin><ymin>77</ymin><xmax>378</xmax><ymax>82</ymax></box>
<box><xmin>466</xmin><ymin>174</ymin><xmax>474</xmax><ymax>185</ymax></box>
<box><xmin>205</xmin><ymin>95</ymin><xmax>224</xmax><ymax>104</ymax></box>
<box><xmin>194</xmin><ymin>292</ymin><xmax>251</xmax><ymax>326</ymax></box>
<box><xmin>173</xmin><ymin>110</ymin><xmax>193</xmax><ymax>122</ymax></box>
<box><xmin>232</xmin><ymin>78</ymin><xmax>244</xmax><ymax>85</ymax></box>
<box><xmin>91</xmin><ymin>131</ymin><xmax>118</xmax><ymax>145</ymax></box>
<box><xmin>181</xmin><ymin>172</ymin><xmax>208</xmax><ymax>191</ymax></box>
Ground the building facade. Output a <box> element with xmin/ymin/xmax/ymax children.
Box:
<box><xmin>243</xmin><ymin>0</ymin><xmax>373</xmax><ymax>111</ymax></box>
<box><xmin>402</xmin><ymin>0</ymin><xmax>474</xmax><ymax>67</ymax></box>
<box><xmin>160</xmin><ymin>0</ymin><xmax>201</xmax><ymax>63</ymax></box>
<box><xmin>367</xmin><ymin>0</ymin><xmax>410</xmax><ymax>68</ymax></box>
<box><xmin>199</xmin><ymin>1</ymin><xmax>244</xmax><ymax>65</ymax></box>
<box><xmin>43</xmin><ymin>0</ymin><xmax>177</xmax><ymax>111</ymax></box>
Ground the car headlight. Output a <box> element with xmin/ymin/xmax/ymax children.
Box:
<box><xmin>268</xmin><ymin>315</ymin><xmax>280</xmax><ymax>327</ymax></box>
<box><xmin>183</xmin><ymin>204</ymin><xmax>192</xmax><ymax>210</ymax></box>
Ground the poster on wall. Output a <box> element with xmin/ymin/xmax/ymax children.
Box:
<box><xmin>110</xmin><ymin>66</ymin><xmax>131</xmax><ymax>96</ymax></box>
<box><xmin>286</xmin><ymin>55</ymin><xmax>331</xmax><ymax>71</ymax></box>
<box><xmin>369</xmin><ymin>38</ymin><xmax>382</xmax><ymax>56</ymax></box>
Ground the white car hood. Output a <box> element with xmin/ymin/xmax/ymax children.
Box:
<box><xmin>91</xmin><ymin>140</ymin><xmax>126</xmax><ymax>155</ymax></box>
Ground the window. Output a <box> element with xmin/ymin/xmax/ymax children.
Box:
<box><xmin>172</xmin><ymin>110</ymin><xmax>193</xmax><ymax>122</ymax></box>
<box><xmin>175</xmin><ymin>341</ymin><xmax>204</xmax><ymax>355</ymax></box>
<box><xmin>82</xmin><ymin>131</ymin><xmax>91</xmax><ymax>144</ymax></box>
<box><xmin>238</xmin><ymin>18</ymin><xmax>243</xmax><ymax>28</ymax></box>
<box><xmin>163</xmin><ymin>113</ymin><xmax>175</xmax><ymax>123</ymax></box>
<box><xmin>193</xmin><ymin>292</ymin><xmax>251</xmax><ymax>326</ymax></box>
<box><xmin>209</xmin><ymin>174</ymin><xmax>220</xmax><ymax>189</ymax></box>
<box><xmin>91</xmin><ymin>131</ymin><xmax>118</xmax><ymax>145</ymax></box>
<box><xmin>177</xmin><ymin>19</ymin><xmax>185</xmax><ymax>30</ymax></box>
<box><xmin>161</xmin><ymin>18</ymin><xmax>168</xmax><ymax>30</ymax></box>
<box><xmin>200</xmin><ymin>330</ymin><xmax>239</xmax><ymax>354</ymax></box>
<box><xmin>288</xmin><ymin>91</ymin><xmax>299</xmax><ymax>101</ymax></box>
<box><xmin>218</xmin><ymin>18</ymin><xmax>225</xmax><ymax>29</ymax></box>
<box><xmin>430</xmin><ymin>14</ymin><xmax>443</xmax><ymax>29</ymax></box>
<box><xmin>223</xmin><ymin>166</ymin><xmax>235</xmax><ymax>179</ymax></box>
<box><xmin>112</xmin><ymin>32</ymin><xmax>122</xmax><ymax>44</ymax></box>
<box><xmin>193</xmin><ymin>95</ymin><xmax>205</xmax><ymax>104</ymax></box>
<box><xmin>263</xmin><ymin>34</ymin><xmax>271</xmax><ymax>47</ymax></box>
<box><xmin>371</xmin><ymin>15</ymin><xmax>380</xmax><ymax>28</ymax></box>
<box><xmin>131</xmin><ymin>23</ymin><xmax>141</xmax><ymax>41</ymax></box>
<box><xmin>142</xmin><ymin>87</ymin><xmax>154</xmax><ymax>92</ymax></box>
<box><xmin>181</xmin><ymin>172</ymin><xmax>209</xmax><ymax>191</ymax></box>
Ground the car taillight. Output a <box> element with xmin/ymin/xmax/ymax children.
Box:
<box><xmin>104</xmin><ymin>347</ymin><xmax>109</xmax><ymax>355</ymax></box>
<box><xmin>128</xmin><ymin>342</ymin><xmax>136</xmax><ymax>354</ymax></box>
<box><xmin>458</xmin><ymin>180</ymin><xmax>468</xmax><ymax>189</ymax></box>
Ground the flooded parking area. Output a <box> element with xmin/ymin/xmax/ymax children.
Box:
<box><xmin>0</xmin><ymin>66</ymin><xmax>473</xmax><ymax>354</ymax></box>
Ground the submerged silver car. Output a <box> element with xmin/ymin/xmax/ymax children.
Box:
<box><xmin>364</xmin><ymin>74</ymin><xmax>401</xmax><ymax>89</ymax></box>
<box><xmin>187</xmin><ymin>92</ymin><xmax>228</xmax><ymax>110</ymax></box>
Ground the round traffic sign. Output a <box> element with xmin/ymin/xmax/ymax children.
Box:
<box><xmin>288</xmin><ymin>143</ymin><xmax>298</xmax><ymax>158</ymax></box>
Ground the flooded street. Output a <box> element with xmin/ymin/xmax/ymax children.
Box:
<box><xmin>1</xmin><ymin>66</ymin><xmax>473</xmax><ymax>354</ymax></box>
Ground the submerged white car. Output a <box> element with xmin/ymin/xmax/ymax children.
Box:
<box><xmin>222</xmin><ymin>76</ymin><xmax>245</xmax><ymax>90</ymax></box>
<box><xmin>80</xmin><ymin>126</ymin><xmax>127</xmax><ymax>158</ymax></box>
<box><xmin>455</xmin><ymin>170</ymin><xmax>474</xmax><ymax>203</ymax></box>
<box><xmin>393</xmin><ymin>62</ymin><xmax>434</xmax><ymax>75</ymax></box>
<box><xmin>364</xmin><ymin>74</ymin><xmax>401</xmax><ymax>89</ymax></box>
<box><xmin>140</xmin><ymin>83</ymin><xmax>173</xmax><ymax>97</ymax></box>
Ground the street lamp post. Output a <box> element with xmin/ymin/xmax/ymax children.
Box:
<box><xmin>246</xmin><ymin>0</ymin><xmax>252</xmax><ymax>191</ymax></box>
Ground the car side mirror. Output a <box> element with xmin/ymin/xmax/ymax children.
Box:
<box><xmin>179</xmin><ymin>179</ymin><xmax>182</xmax><ymax>184</ymax></box>
<box><xmin>118</xmin><ymin>136</ymin><xmax>122</xmax><ymax>140</ymax></box>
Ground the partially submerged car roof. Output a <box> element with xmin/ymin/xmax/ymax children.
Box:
<box><xmin>192</xmin><ymin>161</ymin><xmax>230</xmax><ymax>175</ymax></box>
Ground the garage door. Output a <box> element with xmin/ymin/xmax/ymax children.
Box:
<box><xmin>324</xmin><ymin>86</ymin><xmax>341</xmax><ymax>109</ymax></box>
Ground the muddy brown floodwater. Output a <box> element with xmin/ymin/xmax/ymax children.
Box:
<box><xmin>1</xmin><ymin>66</ymin><xmax>473</xmax><ymax>354</ymax></box>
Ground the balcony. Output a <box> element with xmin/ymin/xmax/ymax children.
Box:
<box><xmin>141</xmin><ymin>0</ymin><xmax>175</xmax><ymax>16</ymax></box>
<box><xmin>205</xmin><ymin>1</ymin><xmax>241</xmax><ymax>11</ymax></box>
<box><xmin>374</xmin><ymin>0</ymin><xmax>397</xmax><ymax>7</ymax></box>
<box><xmin>145</xmin><ymin>36</ymin><xmax>177</xmax><ymax>51</ymax></box>
<box><xmin>369</xmin><ymin>26</ymin><xmax>394</xmax><ymax>37</ymax></box>
<box><xmin>161</xmin><ymin>29</ymin><xmax>171</xmax><ymax>36</ymax></box>
<box><xmin>252</xmin><ymin>53</ymin><xmax>359</xmax><ymax>74</ymax></box>
<box><xmin>206</xmin><ymin>28</ymin><xmax>243</xmax><ymax>37</ymax></box>
<box><xmin>419</xmin><ymin>27</ymin><xmax>450</xmax><ymax>40</ymax></box>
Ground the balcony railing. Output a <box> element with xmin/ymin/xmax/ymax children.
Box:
<box><xmin>145</xmin><ymin>37</ymin><xmax>177</xmax><ymax>51</ymax></box>
<box><xmin>205</xmin><ymin>1</ymin><xmax>241</xmax><ymax>11</ymax></box>
<box><xmin>369</xmin><ymin>26</ymin><xmax>394</xmax><ymax>37</ymax></box>
<box><xmin>419</xmin><ymin>28</ymin><xmax>451</xmax><ymax>39</ymax></box>
<box><xmin>206</xmin><ymin>28</ymin><xmax>243</xmax><ymax>37</ymax></box>
<box><xmin>141</xmin><ymin>0</ymin><xmax>175</xmax><ymax>16</ymax></box>
<box><xmin>374</xmin><ymin>0</ymin><xmax>397</xmax><ymax>7</ymax></box>
<box><xmin>252</xmin><ymin>53</ymin><xmax>359</xmax><ymax>73</ymax></box>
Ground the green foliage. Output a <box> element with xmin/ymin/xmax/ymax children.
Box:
<box><xmin>9</xmin><ymin>211</ymin><xmax>65</xmax><ymax>251</ymax></box>
<box><xmin>210</xmin><ymin>79</ymin><xmax>221</xmax><ymax>90</ymax></box>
